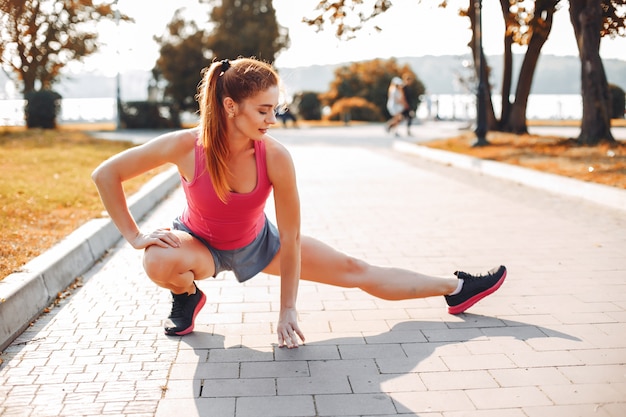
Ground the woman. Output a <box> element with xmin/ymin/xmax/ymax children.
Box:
<box><xmin>92</xmin><ymin>58</ymin><xmax>506</xmax><ymax>349</ymax></box>
<box><xmin>385</xmin><ymin>76</ymin><xmax>408</xmax><ymax>135</ymax></box>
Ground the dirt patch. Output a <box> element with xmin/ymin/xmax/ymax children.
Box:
<box><xmin>422</xmin><ymin>131</ymin><xmax>626</xmax><ymax>190</ymax></box>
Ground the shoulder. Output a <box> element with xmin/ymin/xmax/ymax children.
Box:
<box><xmin>129</xmin><ymin>128</ymin><xmax>199</xmax><ymax>173</ymax></box>
<box><xmin>146</xmin><ymin>128</ymin><xmax>197</xmax><ymax>156</ymax></box>
<box><xmin>263</xmin><ymin>135</ymin><xmax>296</xmax><ymax>182</ymax></box>
<box><xmin>163</xmin><ymin>127</ymin><xmax>199</xmax><ymax>148</ymax></box>
<box><xmin>263</xmin><ymin>135</ymin><xmax>293</xmax><ymax>166</ymax></box>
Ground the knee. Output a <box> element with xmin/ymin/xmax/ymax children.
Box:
<box><xmin>143</xmin><ymin>245</ymin><xmax>176</xmax><ymax>282</ymax></box>
<box><xmin>343</xmin><ymin>255</ymin><xmax>369</xmax><ymax>277</ymax></box>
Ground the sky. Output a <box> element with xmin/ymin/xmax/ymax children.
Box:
<box><xmin>74</xmin><ymin>0</ymin><xmax>626</xmax><ymax>76</ymax></box>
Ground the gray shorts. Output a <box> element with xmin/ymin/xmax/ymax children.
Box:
<box><xmin>172</xmin><ymin>216</ymin><xmax>281</xmax><ymax>282</ymax></box>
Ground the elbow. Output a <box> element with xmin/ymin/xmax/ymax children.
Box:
<box><xmin>91</xmin><ymin>162</ymin><xmax>115</xmax><ymax>190</ymax></box>
<box><xmin>279</xmin><ymin>230</ymin><xmax>301</xmax><ymax>248</ymax></box>
<box><xmin>91</xmin><ymin>165</ymin><xmax>101</xmax><ymax>185</ymax></box>
<box><xmin>91</xmin><ymin>164</ymin><xmax>106</xmax><ymax>188</ymax></box>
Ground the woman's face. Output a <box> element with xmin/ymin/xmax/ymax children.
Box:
<box><xmin>229</xmin><ymin>85</ymin><xmax>279</xmax><ymax>140</ymax></box>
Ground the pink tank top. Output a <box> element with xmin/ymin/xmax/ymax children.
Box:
<box><xmin>179</xmin><ymin>139</ymin><xmax>272</xmax><ymax>250</ymax></box>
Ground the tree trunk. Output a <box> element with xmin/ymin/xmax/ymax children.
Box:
<box><xmin>506</xmin><ymin>32</ymin><xmax>549</xmax><ymax>134</ymax></box>
<box><xmin>468</xmin><ymin>0</ymin><xmax>497</xmax><ymax>131</ymax></box>
<box><xmin>21</xmin><ymin>69</ymin><xmax>37</xmax><ymax>95</ymax></box>
<box><xmin>505</xmin><ymin>0</ymin><xmax>557</xmax><ymax>134</ymax></box>
<box><xmin>497</xmin><ymin>0</ymin><xmax>514</xmax><ymax>129</ymax></box>
<box><xmin>481</xmin><ymin>52</ymin><xmax>498</xmax><ymax>131</ymax></box>
<box><xmin>569</xmin><ymin>0</ymin><xmax>615</xmax><ymax>145</ymax></box>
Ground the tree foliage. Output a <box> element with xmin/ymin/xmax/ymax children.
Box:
<box><xmin>608</xmin><ymin>83</ymin><xmax>625</xmax><ymax>119</ymax></box>
<box><xmin>295</xmin><ymin>91</ymin><xmax>322</xmax><ymax>120</ymax></box>
<box><xmin>203</xmin><ymin>0</ymin><xmax>290</xmax><ymax>62</ymax></box>
<box><xmin>303</xmin><ymin>0</ymin><xmax>393</xmax><ymax>40</ymax></box>
<box><xmin>323</xmin><ymin>58</ymin><xmax>424</xmax><ymax>119</ymax></box>
<box><xmin>153</xmin><ymin>0</ymin><xmax>290</xmax><ymax>122</ymax></box>
<box><xmin>328</xmin><ymin>96</ymin><xmax>382</xmax><ymax>121</ymax></box>
<box><xmin>154</xmin><ymin>9</ymin><xmax>213</xmax><ymax>120</ymax></box>
<box><xmin>0</xmin><ymin>0</ymin><xmax>121</xmax><ymax>94</ymax></box>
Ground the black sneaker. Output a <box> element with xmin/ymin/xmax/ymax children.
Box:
<box><xmin>164</xmin><ymin>283</ymin><xmax>206</xmax><ymax>336</ymax></box>
<box><xmin>445</xmin><ymin>265</ymin><xmax>507</xmax><ymax>314</ymax></box>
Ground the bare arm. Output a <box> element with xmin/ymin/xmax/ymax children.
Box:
<box><xmin>91</xmin><ymin>129</ymin><xmax>196</xmax><ymax>249</ymax></box>
<box><xmin>265</xmin><ymin>138</ymin><xmax>304</xmax><ymax>348</ymax></box>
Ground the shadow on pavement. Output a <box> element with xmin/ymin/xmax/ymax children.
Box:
<box><xmin>160</xmin><ymin>316</ymin><xmax>580</xmax><ymax>416</ymax></box>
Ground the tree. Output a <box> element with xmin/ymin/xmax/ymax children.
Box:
<box><xmin>323</xmin><ymin>58</ymin><xmax>424</xmax><ymax>119</ymax></box>
<box><xmin>569</xmin><ymin>0</ymin><xmax>625</xmax><ymax>145</ymax></box>
<box><xmin>304</xmin><ymin>0</ymin><xmax>625</xmax><ymax>145</ymax></box>
<box><xmin>493</xmin><ymin>0</ymin><xmax>559</xmax><ymax>134</ymax></box>
<box><xmin>459</xmin><ymin>0</ymin><xmax>559</xmax><ymax>134</ymax></box>
<box><xmin>203</xmin><ymin>0</ymin><xmax>290</xmax><ymax>62</ymax></box>
<box><xmin>154</xmin><ymin>9</ymin><xmax>213</xmax><ymax>125</ymax></box>
<box><xmin>0</xmin><ymin>0</ymin><xmax>121</xmax><ymax>94</ymax></box>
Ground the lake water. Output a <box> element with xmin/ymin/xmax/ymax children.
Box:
<box><xmin>0</xmin><ymin>94</ymin><xmax>583</xmax><ymax>126</ymax></box>
<box><xmin>418</xmin><ymin>94</ymin><xmax>583</xmax><ymax>121</ymax></box>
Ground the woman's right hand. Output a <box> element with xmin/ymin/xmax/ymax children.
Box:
<box><xmin>129</xmin><ymin>228</ymin><xmax>181</xmax><ymax>250</ymax></box>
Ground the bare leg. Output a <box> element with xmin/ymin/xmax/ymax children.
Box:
<box><xmin>143</xmin><ymin>230</ymin><xmax>216</xmax><ymax>294</ymax></box>
<box><xmin>263</xmin><ymin>236</ymin><xmax>458</xmax><ymax>300</ymax></box>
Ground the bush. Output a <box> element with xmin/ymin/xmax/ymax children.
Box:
<box><xmin>120</xmin><ymin>101</ymin><xmax>178</xmax><ymax>129</ymax></box>
<box><xmin>324</xmin><ymin>59</ymin><xmax>425</xmax><ymax>118</ymax></box>
<box><xmin>295</xmin><ymin>91</ymin><xmax>322</xmax><ymax>120</ymax></box>
<box><xmin>24</xmin><ymin>90</ymin><xmax>62</xmax><ymax>129</ymax></box>
<box><xmin>326</xmin><ymin>97</ymin><xmax>383</xmax><ymax>122</ymax></box>
<box><xmin>609</xmin><ymin>83</ymin><xmax>625</xmax><ymax>119</ymax></box>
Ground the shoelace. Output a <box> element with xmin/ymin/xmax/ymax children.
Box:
<box><xmin>169</xmin><ymin>294</ymin><xmax>187</xmax><ymax>317</ymax></box>
<box><xmin>454</xmin><ymin>270</ymin><xmax>484</xmax><ymax>281</ymax></box>
<box><xmin>456</xmin><ymin>268</ymin><xmax>501</xmax><ymax>282</ymax></box>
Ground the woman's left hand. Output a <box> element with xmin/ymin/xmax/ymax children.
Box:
<box><xmin>277</xmin><ymin>307</ymin><xmax>305</xmax><ymax>348</ymax></box>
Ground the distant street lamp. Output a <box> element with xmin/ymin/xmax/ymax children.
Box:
<box><xmin>473</xmin><ymin>0</ymin><xmax>489</xmax><ymax>146</ymax></box>
<box><xmin>114</xmin><ymin>0</ymin><xmax>122</xmax><ymax>130</ymax></box>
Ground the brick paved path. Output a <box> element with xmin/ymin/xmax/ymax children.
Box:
<box><xmin>1</xmin><ymin>132</ymin><xmax>625</xmax><ymax>416</ymax></box>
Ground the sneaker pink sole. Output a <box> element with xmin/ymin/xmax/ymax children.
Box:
<box><xmin>167</xmin><ymin>291</ymin><xmax>207</xmax><ymax>336</ymax></box>
<box><xmin>447</xmin><ymin>269</ymin><xmax>507</xmax><ymax>315</ymax></box>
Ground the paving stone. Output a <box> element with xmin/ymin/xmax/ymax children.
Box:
<box><xmin>465</xmin><ymin>386</ymin><xmax>553</xmax><ymax>409</ymax></box>
<box><xmin>198</xmin><ymin>377</ymin><xmax>276</xmax><ymax>397</ymax></box>
<box><xmin>235</xmin><ymin>395</ymin><xmax>315</xmax><ymax>417</ymax></box>
<box><xmin>392</xmin><ymin>390</ymin><xmax>475</xmax><ymax>413</ymax></box>
<box><xmin>277</xmin><ymin>375</ymin><xmax>352</xmax><ymax>395</ymax></box>
<box><xmin>419</xmin><ymin>369</ymin><xmax>498</xmax><ymax>390</ymax></box>
<box><xmin>155</xmin><ymin>398</ymin><xmax>235</xmax><ymax>417</ymax></box>
<box><xmin>315</xmin><ymin>393</ymin><xmax>397</xmax><ymax>416</ymax></box>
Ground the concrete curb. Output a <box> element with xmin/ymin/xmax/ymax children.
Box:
<box><xmin>393</xmin><ymin>140</ymin><xmax>626</xmax><ymax>213</ymax></box>
<box><xmin>0</xmin><ymin>166</ymin><xmax>181</xmax><ymax>351</ymax></box>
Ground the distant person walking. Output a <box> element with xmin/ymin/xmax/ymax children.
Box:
<box><xmin>275</xmin><ymin>104</ymin><xmax>298</xmax><ymax>128</ymax></box>
<box><xmin>385</xmin><ymin>76</ymin><xmax>408</xmax><ymax>135</ymax></box>
<box><xmin>92</xmin><ymin>57</ymin><xmax>507</xmax><ymax>349</ymax></box>
<box><xmin>401</xmin><ymin>74</ymin><xmax>416</xmax><ymax>135</ymax></box>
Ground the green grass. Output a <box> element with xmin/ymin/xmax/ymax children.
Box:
<box><xmin>0</xmin><ymin>128</ymin><xmax>168</xmax><ymax>280</ymax></box>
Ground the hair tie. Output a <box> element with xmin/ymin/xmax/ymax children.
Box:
<box><xmin>220</xmin><ymin>59</ymin><xmax>230</xmax><ymax>75</ymax></box>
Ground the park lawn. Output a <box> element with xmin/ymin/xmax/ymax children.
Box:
<box><xmin>422</xmin><ymin>129</ymin><xmax>626</xmax><ymax>190</ymax></box>
<box><xmin>0</xmin><ymin>128</ymin><xmax>171</xmax><ymax>280</ymax></box>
